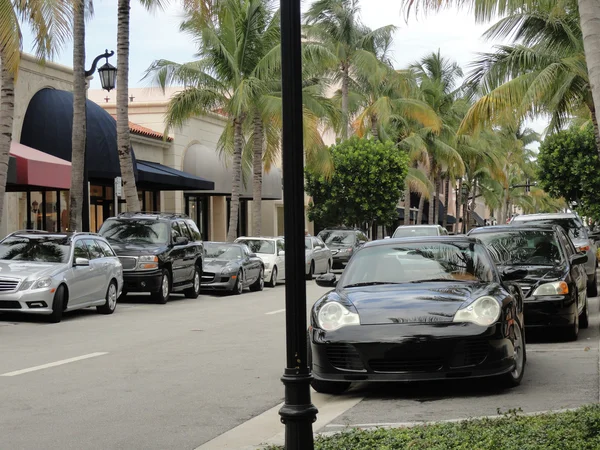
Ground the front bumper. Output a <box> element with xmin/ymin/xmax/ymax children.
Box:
<box><xmin>0</xmin><ymin>288</ymin><xmax>56</xmax><ymax>315</ymax></box>
<box><xmin>201</xmin><ymin>271</ymin><xmax>237</xmax><ymax>291</ymax></box>
<box><xmin>310</xmin><ymin>323</ymin><xmax>515</xmax><ymax>383</ymax></box>
<box><xmin>523</xmin><ymin>295</ymin><xmax>575</xmax><ymax>328</ymax></box>
<box><xmin>331</xmin><ymin>252</ymin><xmax>352</xmax><ymax>269</ymax></box>
<box><xmin>123</xmin><ymin>270</ymin><xmax>163</xmax><ymax>293</ymax></box>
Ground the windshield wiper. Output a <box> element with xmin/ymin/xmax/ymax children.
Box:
<box><xmin>343</xmin><ymin>281</ymin><xmax>402</xmax><ymax>288</ymax></box>
<box><xmin>408</xmin><ymin>278</ymin><xmax>463</xmax><ymax>283</ymax></box>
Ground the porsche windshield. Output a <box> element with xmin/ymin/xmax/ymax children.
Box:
<box><xmin>341</xmin><ymin>242</ymin><xmax>494</xmax><ymax>287</ymax></box>
<box><xmin>204</xmin><ymin>244</ymin><xmax>243</xmax><ymax>260</ymax></box>
<box><xmin>474</xmin><ymin>230</ymin><xmax>564</xmax><ymax>266</ymax></box>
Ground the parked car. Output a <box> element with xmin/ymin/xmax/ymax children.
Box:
<box><xmin>0</xmin><ymin>231</ymin><xmax>123</xmax><ymax>323</ymax></box>
<box><xmin>305</xmin><ymin>236</ymin><xmax>333</xmax><ymax>279</ymax></box>
<box><xmin>201</xmin><ymin>242</ymin><xmax>265</xmax><ymax>294</ymax></box>
<box><xmin>391</xmin><ymin>224</ymin><xmax>449</xmax><ymax>238</ymax></box>
<box><xmin>317</xmin><ymin>228</ymin><xmax>368</xmax><ymax>270</ymax></box>
<box><xmin>510</xmin><ymin>213</ymin><xmax>598</xmax><ymax>296</ymax></box>
<box><xmin>309</xmin><ymin>236</ymin><xmax>526</xmax><ymax>394</ymax></box>
<box><xmin>98</xmin><ymin>212</ymin><xmax>204</xmax><ymax>304</ymax></box>
<box><xmin>469</xmin><ymin>225</ymin><xmax>588</xmax><ymax>340</ymax></box>
<box><xmin>235</xmin><ymin>237</ymin><xmax>285</xmax><ymax>287</ymax></box>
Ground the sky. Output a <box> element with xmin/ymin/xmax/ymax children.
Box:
<box><xmin>20</xmin><ymin>0</ymin><xmax>548</xmax><ymax>139</ymax></box>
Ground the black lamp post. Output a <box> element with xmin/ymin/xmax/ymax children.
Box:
<box><xmin>82</xmin><ymin>50</ymin><xmax>117</xmax><ymax>232</ymax></box>
<box><xmin>278</xmin><ymin>0</ymin><xmax>318</xmax><ymax>448</ymax></box>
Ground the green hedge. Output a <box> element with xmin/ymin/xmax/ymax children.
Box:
<box><xmin>264</xmin><ymin>405</ymin><xmax>600</xmax><ymax>450</ymax></box>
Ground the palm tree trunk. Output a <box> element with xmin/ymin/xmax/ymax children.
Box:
<box><xmin>252</xmin><ymin>109</ymin><xmax>263</xmax><ymax>237</ymax></box>
<box><xmin>434</xmin><ymin>173</ymin><xmax>441</xmax><ymax>225</ymax></box>
<box><xmin>371</xmin><ymin>115</ymin><xmax>378</xmax><ymax>141</ymax></box>
<box><xmin>403</xmin><ymin>184</ymin><xmax>410</xmax><ymax>225</ymax></box>
<box><xmin>341</xmin><ymin>65</ymin><xmax>349</xmax><ymax>140</ymax></box>
<box><xmin>442</xmin><ymin>177</ymin><xmax>450</xmax><ymax>229</ymax></box>
<box><xmin>589</xmin><ymin>106</ymin><xmax>600</xmax><ymax>159</ymax></box>
<box><xmin>69</xmin><ymin>0</ymin><xmax>86</xmax><ymax>232</ymax></box>
<box><xmin>579</xmin><ymin>0</ymin><xmax>600</xmax><ymax>156</ymax></box>
<box><xmin>0</xmin><ymin>60</ymin><xmax>15</xmax><ymax>230</ymax></box>
<box><xmin>417</xmin><ymin>195</ymin><xmax>425</xmax><ymax>224</ymax></box>
<box><xmin>227</xmin><ymin>117</ymin><xmax>244</xmax><ymax>242</ymax></box>
<box><xmin>117</xmin><ymin>0</ymin><xmax>141</xmax><ymax>212</ymax></box>
<box><xmin>456</xmin><ymin>178</ymin><xmax>462</xmax><ymax>233</ymax></box>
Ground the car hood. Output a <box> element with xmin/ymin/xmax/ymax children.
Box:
<box><xmin>500</xmin><ymin>264</ymin><xmax>568</xmax><ymax>295</ymax></box>
<box><xmin>204</xmin><ymin>259</ymin><xmax>239</xmax><ymax>271</ymax></box>
<box><xmin>107</xmin><ymin>241</ymin><xmax>167</xmax><ymax>257</ymax></box>
<box><xmin>336</xmin><ymin>282</ymin><xmax>500</xmax><ymax>325</ymax></box>
<box><xmin>0</xmin><ymin>260</ymin><xmax>64</xmax><ymax>280</ymax></box>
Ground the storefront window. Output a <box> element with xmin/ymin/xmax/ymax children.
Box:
<box><xmin>44</xmin><ymin>191</ymin><xmax>58</xmax><ymax>232</ymax></box>
<box><xmin>17</xmin><ymin>192</ymin><xmax>28</xmax><ymax>230</ymax></box>
<box><xmin>60</xmin><ymin>191</ymin><xmax>70</xmax><ymax>231</ymax></box>
<box><xmin>30</xmin><ymin>192</ymin><xmax>43</xmax><ymax>230</ymax></box>
<box><xmin>145</xmin><ymin>191</ymin><xmax>154</xmax><ymax>212</ymax></box>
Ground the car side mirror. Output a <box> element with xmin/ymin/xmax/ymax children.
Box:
<box><xmin>249</xmin><ymin>252</ymin><xmax>257</xmax><ymax>258</ymax></box>
<box><xmin>74</xmin><ymin>257</ymin><xmax>90</xmax><ymax>266</ymax></box>
<box><xmin>316</xmin><ymin>272</ymin><xmax>337</xmax><ymax>288</ymax></box>
<box><xmin>278</xmin><ymin>250</ymin><xmax>285</xmax><ymax>256</ymax></box>
<box><xmin>175</xmin><ymin>236</ymin><xmax>189</xmax><ymax>246</ymax></box>
<box><xmin>384</xmin><ymin>236</ymin><xmax>390</xmax><ymax>239</ymax></box>
<box><xmin>571</xmin><ymin>253</ymin><xmax>588</xmax><ymax>265</ymax></box>
<box><xmin>501</xmin><ymin>267</ymin><xmax>527</xmax><ymax>281</ymax></box>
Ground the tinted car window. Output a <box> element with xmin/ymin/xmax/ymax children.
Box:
<box><xmin>237</xmin><ymin>239</ymin><xmax>275</xmax><ymax>254</ymax></box>
<box><xmin>186</xmin><ymin>220</ymin><xmax>202</xmax><ymax>241</ymax></box>
<box><xmin>178</xmin><ymin>221</ymin><xmax>192</xmax><ymax>240</ymax></box>
<box><xmin>0</xmin><ymin>236</ymin><xmax>71</xmax><ymax>263</ymax></box>
<box><xmin>73</xmin><ymin>240</ymin><xmax>90</xmax><ymax>260</ymax></box>
<box><xmin>473</xmin><ymin>230</ymin><xmax>563</xmax><ymax>266</ymax></box>
<box><xmin>514</xmin><ymin>218</ymin><xmax>586</xmax><ymax>239</ymax></box>
<box><xmin>318</xmin><ymin>230</ymin><xmax>356</xmax><ymax>246</ymax></box>
<box><xmin>99</xmin><ymin>219</ymin><xmax>170</xmax><ymax>245</ymax></box>
<box><xmin>277</xmin><ymin>240</ymin><xmax>285</xmax><ymax>253</ymax></box>
<box><xmin>171</xmin><ymin>222</ymin><xmax>183</xmax><ymax>240</ymax></box>
<box><xmin>312</xmin><ymin>238</ymin><xmax>321</xmax><ymax>249</ymax></box>
<box><xmin>205</xmin><ymin>243</ymin><xmax>243</xmax><ymax>260</ymax></box>
<box><xmin>84</xmin><ymin>239</ymin><xmax>104</xmax><ymax>259</ymax></box>
<box><xmin>393</xmin><ymin>226</ymin><xmax>439</xmax><ymax>238</ymax></box>
<box><xmin>341</xmin><ymin>242</ymin><xmax>494</xmax><ymax>286</ymax></box>
<box><xmin>97</xmin><ymin>240</ymin><xmax>116</xmax><ymax>257</ymax></box>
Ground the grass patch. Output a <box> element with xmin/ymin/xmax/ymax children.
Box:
<box><xmin>264</xmin><ymin>404</ymin><xmax>600</xmax><ymax>450</ymax></box>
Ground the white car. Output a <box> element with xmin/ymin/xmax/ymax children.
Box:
<box><xmin>234</xmin><ymin>237</ymin><xmax>285</xmax><ymax>286</ymax></box>
<box><xmin>0</xmin><ymin>232</ymin><xmax>123</xmax><ymax>323</ymax></box>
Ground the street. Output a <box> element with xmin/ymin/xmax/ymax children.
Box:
<box><xmin>0</xmin><ymin>280</ymin><xmax>598</xmax><ymax>450</ymax></box>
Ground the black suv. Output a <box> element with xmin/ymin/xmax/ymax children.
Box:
<box><xmin>317</xmin><ymin>228</ymin><xmax>369</xmax><ymax>270</ymax></box>
<box><xmin>98</xmin><ymin>212</ymin><xmax>204</xmax><ymax>303</ymax></box>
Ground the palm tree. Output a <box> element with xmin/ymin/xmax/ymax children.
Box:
<box><xmin>0</xmin><ymin>1</ymin><xmax>72</xmax><ymax>230</ymax></box>
<box><xmin>303</xmin><ymin>0</ymin><xmax>397</xmax><ymax>140</ymax></box>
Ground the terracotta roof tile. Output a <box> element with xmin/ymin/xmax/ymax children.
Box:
<box><xmin>111</xmin><ymin>115</ymin><xmax>173</xmax><ymax>142</ymax></box>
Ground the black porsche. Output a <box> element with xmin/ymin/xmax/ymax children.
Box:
<box><xmin>468</xmin><ymin>225</ymin><xmax>589</xmax><ymax>340</ymax></box>
<box><xmin>309</xmin><ymin>236</ymin><xmax>526</xmax><ymax>395</ymax></box>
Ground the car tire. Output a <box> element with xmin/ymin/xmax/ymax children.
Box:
<box><xmin>565</xmin><ymin>300</ymin><xmax>579</xmax><ymax>341</ymax></box>
<box><xmin>499</xmin><ymin>318</ymin><xmax>525</xmax><ymax>388</ymax></box>
<box><xmin>326</xmin><ymin>260</ymin><xmax>331</xmax><ymax>273</ymax></box>
<box><xmin>97</xmin><ymin>281</ymin><xmax>118</xmax><ymax>315</ymax></box>
<box><xmin>151</xmin><ymin>270</ymin><xmax>171</xmax><ymax>304</ymax></box>
<box><xmin>46</xmin><ymin>285</ymin><xmax>66</xmax><ymax>323</ymax></box>
<box><xmin>587</xmin><ymin>272</ymin><xmax>598</xmax><ymax>297</ymax></box>
<box><xmin>250</xmin><ymin>267</ymin><xmax>265</xmax><ymax>292</ymax></box>
<box><xmin>184</xmin><ymin>266</ymin><xmax>201</xmax><ymax>299</ymax></box>
<box><xmin>580</xmin><ymin>295</ymin><xmax>590</xmax><ymax>329</ymax></box>
<box><xmin>232</xmin><ymin>271</ymin><xmax>244</xmax><ymax>295</ymax></box>
<box><xmin>305</xmin><ymin>261</ymin><xmax>314</xmax><ymax>280</ymax></box>
<box><xmin>307</xmin><ymin>331</ymin><xmax>351</xmax><ymax>394</ymax></box>
<box><xmin>267</xmin><ymin>267</ymin><xmax>278</xmax><ymax>287</ymax></box>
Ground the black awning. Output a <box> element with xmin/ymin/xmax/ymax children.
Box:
<box><xmin>136</xmin><ymin>160</ymin><xmax>215</xmax><ymax>191</ymax></box>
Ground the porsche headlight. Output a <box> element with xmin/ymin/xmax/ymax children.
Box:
<box><xmin>533</xmin><ymin>281</ymin><xmax>568</xmax><ymax>296</ymax></box>
<box><xmin>453</xmin><ymin>296</ymin><xmax>501</xmax><ymax>327</ymax></box>
<box><xmin>32</xmin><ymin>277</ymin><xmax>53</xmax><ymax>289</ymax></box>
<box><xmin>317</xmin><ymin>301</ymin><xmax>360</xmax><ymax>331</ymax></box>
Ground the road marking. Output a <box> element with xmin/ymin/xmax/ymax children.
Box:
<box><xmin>0</xmin><ymin>352</ymin><xmax>108</xmax><ymax>377</ymax></box>
<box><xmin>265</xmin><ymin>309</ymin><xmax>285</xmax><ymax>315</ymax></box>
<box><xmin>194</xmin><ymin>391</ymin><xmax>364</xmax><ymax>449</ymax></box>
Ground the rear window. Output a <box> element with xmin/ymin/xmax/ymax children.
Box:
<box><xmin>393</xmin><ymin>226</ymin><xmax>438</xmax><ymax>238</ymax></box>
<box><xmin>513</xmin><ymin>217</ymin><xmax>586</xmax><ymax>239</ymax></box>
<box><xmin>317</xmin><ymin>230</ymin><xmax>356</xmax><ymax>246</ymax></box>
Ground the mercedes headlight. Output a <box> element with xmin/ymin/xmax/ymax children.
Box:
<box><xmin>32</xmin><ymin>277</ymin><xmax>53</xmax><ymax>289</ymax></box>
<box><xmin>453</xmin><ymin>296</ymin><xmax>501</xmax><ymax>327</ymax></box>
<box><xmin>138</xmin><ymin>255</ymin><xmax>159</xmax><ymax>270</ymax></box>
<box><xmin>19</xmin><ymin>280</ymin><xmax>34</xmax><ymax>291</ymax></box>
<box><xmin>533</xmin><ymin>281</ymin><xmax>568</xmax><ymax>296</ymax></box>
<box><xmin>221</xmin><ymin>264</ymin><xmax>238</xmax><ymax>275</ymax></box>
<box><xmin>317</xmin><ymin>301</ymin><xmax>360</xmax><ymax>331</ymax></box>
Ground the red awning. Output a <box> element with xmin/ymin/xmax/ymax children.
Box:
<box><xmin>11</xmin><ymin>142</ymin><xmax>71</xmax><ymax>190</ymax></box>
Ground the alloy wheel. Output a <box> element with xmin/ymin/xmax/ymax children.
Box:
<box><xmin>237</xmin><ymin>272</ymin><xmax>243</xmax><ymax>294</ymax></box>
<box><xmin>108</xmin><ymin>283</ymin><xmax>117</xmax><ymax>310</ymax></box>
<box><xmin>511</xmin><ymin>322</ymin><xmax>524</xmax><ymax>379</ymax></box>
<box><xmin>194</xmin><ymin>271</ymin><xmax>200</xmax><ymax>294</ymax></box>
<box><xmin>162</xmin><ymin>275</ymin><xmax>170</xmax><ymax>299</ymax></box>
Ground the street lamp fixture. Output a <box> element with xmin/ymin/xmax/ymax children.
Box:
<box><xmin>85</xmin><ymin>50</ymin><xmax>117</xmax><ymax>92</ymax></box>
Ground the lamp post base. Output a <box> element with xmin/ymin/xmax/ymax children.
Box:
<box><xmin>279</xmin><ymin>369</ymin><xmax>319</xmax><ymax>450</ymax></box>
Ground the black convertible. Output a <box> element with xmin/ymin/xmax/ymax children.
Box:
<box><xmin>310</xmin><ymin>236</ymin><xmax>526</xmax><ymax>394</ymax></box>
<box><xmin>468</xmin><ymin>225</ymin><xmax>588</xmax><ymax>340</ymax></box>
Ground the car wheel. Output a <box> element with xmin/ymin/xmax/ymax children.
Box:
<box><xmin>233</xmin><ymin>271</ymin><xmax>244</xmax><ymax>295</ymax></box>
<box><xmin>250</xmin><ymin>268</ymin><xmax>265</xmax><ymax>292</ymax></box>
<box><xmin>500</xmin><ymin>318</ymin><xmax>525</xmax><ymax>387</ymax></box>
<box><xmin>46</xmin><ymin>285</ymin><xmax>66</xmax><ymax>323</ymax></box>
<box><xmin>565</xmin><ymin>299</ymin><xmax>579</xmax><ymax>341</ymax></box>
<box><xmin>184</xmin><ymin>266</ymin><xmax>201</xmax><ymax>299</ymax></box>
<box><xmin>305</xmin><ymin>261</ymin><xmax>314</xmax><ymax>280</ymax></box>
<box><xmin>268</xmin><ymin>267</ymin><xmax>278</xmax><ymax>287</ymax></box>
<box><xmin>326</xmin><ymin>260</ymin><xmax>331</xmax><ymax>273</ymax></box>
<box><xmin>587</xmin><ymin>272</ymin><xmax>598</xmax><ymax>297</ymax></box>
<box><xmin>151</xmin><ymin>270</ymin><xmax>171</xmax><ymax>304</ymax></box>
<box><xmin>97</xmin><ymin>281</ymin><xmax>118</xmax><ymax>315</ymax></box>
<box><xmin>580</xmin><ymin>295</ymin><xmax>590</xmax><ymax>329</ymax></box>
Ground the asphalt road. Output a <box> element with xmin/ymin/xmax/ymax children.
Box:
<box><xmin>1</xmin><ymin>279</ymin><xmax>598</xmax><ymax>450</ymax></box>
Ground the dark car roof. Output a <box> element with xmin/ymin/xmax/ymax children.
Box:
<box><xmin>363</xmin><ymin>235</ymin><xmax>481</xmax><ymax>249</ymax></box>
<box><xmin>468</xmin><ymin>224</ymin><xmax>558</xmax><ymax>234</ymax></box>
